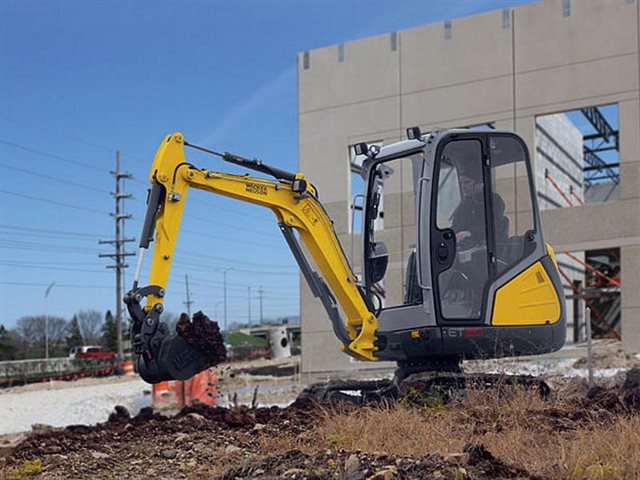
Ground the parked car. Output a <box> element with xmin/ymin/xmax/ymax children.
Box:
<box><xmin>69</xmin><ymin>345</ymin><xmax>116</xmax><ymax>360</ymax></box>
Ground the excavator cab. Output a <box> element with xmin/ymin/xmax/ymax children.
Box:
<box><xmin>357</xmin><ymin>128</ymin><xmax>566</xmax><ymax>366</ymax></box>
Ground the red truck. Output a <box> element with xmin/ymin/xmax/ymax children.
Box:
<box><xmin>69</xmin><ymin>345</ymin><xmax>116</xmax><ymax>360</ymax></box>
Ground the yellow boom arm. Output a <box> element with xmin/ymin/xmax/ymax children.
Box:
<box><xmin>135</xmin><ymin>132</ymin><xmax>378</xmax><ymax>362</ymax></box>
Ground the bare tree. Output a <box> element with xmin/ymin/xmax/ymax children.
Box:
<box><xmin>76</xmin><ymin>310</ymin><xmax>103</xmax><ymax>344</ymax></box>
<box><xmin>14</xmin><ymin>315</ymin><xmax>68</xmax><ymax>358</ymax></box>
<box><xmin>15</xmin><ymin>316</ymin><xmax>44</xmax><ymax>346</ymax></box>
<box><xmin>48</xmin><ymin>317</ymin><xmax>68</xmax><ymax>345</ymax></box>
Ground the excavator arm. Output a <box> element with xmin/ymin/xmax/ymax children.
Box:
<box><xmin>125</xmin><ymin>132</ymin><xmax>378</xmax><ymax>383</ymax></box>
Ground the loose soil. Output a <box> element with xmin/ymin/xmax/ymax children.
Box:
<box><xmin>176</xmin><ymin>311</ymin><xmax>227</xmax><ymax>367</ymax></box>
<box><xmin>2</xmin><ymin>369</ymin><xmax>639</xmax><ymax>479</ymax></box>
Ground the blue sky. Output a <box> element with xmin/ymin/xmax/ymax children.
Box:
<box><xmin>0</xmin><ymin>0</ymin><xmax>536</xmax><ymax>329</ymax></box>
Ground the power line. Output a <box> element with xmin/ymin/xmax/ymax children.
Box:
<box><xmin>0</xmin><ymin>281</ymin><xmax>112</xmax><ymax>289</ymax></box>
<box><xmin>0</xmin><ymin>259</ymin><xmax>99</xmax><ymax>266</ymax></box>
<box><xmin>0</xmin><ymin>189</ymin><xmax>109</xmax><ymax>215</ymax></box>
<box><xmin>0</xmin><ymin>224</ymin><xmax>107</xmax><ymax>239</ymax></box>
<box><xmin>0</xmin><ymin>261</ymin><xmax>299</xmax><ymax>297</ymax></box>
<box><xmin>1</xmin><ymin>231</ymin><xmax>102</xmax><ymax>243</ymax></box>
<box><xmin>0</xmin><ymin>162</ymin><xmax>109</xmax><ymax>194</ymax></box>
<box><xmin>169</xmin><ymin>261</ymin><xmax>297</xmax><ymax>277</ymax></box>
<box><xmin>0</xmin><ymin>262</ymin><xmax>110</xmax><ymax>274</ymax></box>
<box><xmin>0</xmin><ymin>245</ymin><xmax>98</xmax><ymax>255</ymax></box>
<box><xmin>0</xmin><ymin>140</ymin><xmax>107</xmax><ymax>173</ymax></box>
<box><xmin>0</xmin><ymin>239</ymin><xmax>99</xmax><ymax>253</ymax></box>
<box><xmin>0</xmin><ymin>183</ymin><xmax>275</xmax><ymax>242</ymax></box>
<box><xmin>0</xmin><ymin>231</ymin><xmax>296</xmax><ymax>271</ymax></box>
<box><xmin>153</xmin><ymin>221</ymin><xmax>282</xmax><ymax>248</ymax></box>
<box><xmin>1</xmin><ymin>116</ymin><xmax>146</xmax><ymax>161</ymax></box>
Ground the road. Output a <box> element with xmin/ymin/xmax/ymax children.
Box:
<box><xmin>0</xmin><ymin>376</ymin><xmax>148</xmax><ymax>435</ymax></box>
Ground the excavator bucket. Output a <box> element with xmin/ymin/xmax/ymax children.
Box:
<box><xmin>139</xmin><ymin>312</ymin><xmax>226</xmax><ymax>383</ymax></box>
<box><xmin>124</xmin><ymin>287</ymin><xmax>227</xmax><ymax>383</ymax></box>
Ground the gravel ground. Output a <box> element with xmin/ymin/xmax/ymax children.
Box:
<box><xmin>0</xmin><ymin>377</ymin><xmax>148</xmax><ymax>435</ymax></box>
<box><xmin>0</xmin><ymin>357</ymin><xmax>305</xmax><ymax>436</ymax></box>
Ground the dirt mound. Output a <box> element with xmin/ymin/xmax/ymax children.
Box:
<box><xmin>3</xmin><ymin>372</ymin><xmax>640</xmax><ymax>479</ymax></box>
<box><xmin>579</xmin><ymin>368</ymin><xmax>640</xmax><ymax>413</ymax></box>
<box><xmin>220</xmin><ymin>445</ymin><xmax>539</xmax><ymax>480</ymax></box>
<box><xmin>572</xmin><ymin>348</ymin><xmax>640</xmax><ymax>369</ymax></box>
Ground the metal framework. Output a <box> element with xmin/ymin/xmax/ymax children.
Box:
<box><xmin>580</xmin><ymin>107</ymin><xmax>619</xmax><ymax>186</ymax></box>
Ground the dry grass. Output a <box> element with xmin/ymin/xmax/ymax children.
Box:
<box><xmin>309</xmin><ymin>387</ymin><xmax>640</xmax><ymax>480</ymax></box>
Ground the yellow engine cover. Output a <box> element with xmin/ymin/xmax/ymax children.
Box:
<box><xmin>492</xmin><ymin>261</ymin><xmax>561</xmax><ymax>326</ymax></box>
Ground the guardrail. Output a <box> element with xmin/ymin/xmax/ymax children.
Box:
<box><xmin>0</xmin><ymin>357</ymin><xmax>119</xmax><ymax>386</ymax></box>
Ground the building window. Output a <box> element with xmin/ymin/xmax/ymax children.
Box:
<box><xmin>536</xmin><ymin>104</ymin><xmax>619</xmax><ymax>210</ymax></box>
<box><xmin>444</xmin><ymin>20</ymin><xmax>452</xmax><ymax>40</ymax></box>
<box><xmin>502</xmin><ymin>9</ymin><xmax>510</xmax><ymax>28</ymax></box>
<box><xmin>390</xmin><ymin>32</ymin><xmax>397</xmax><ymax>52</ymax></box>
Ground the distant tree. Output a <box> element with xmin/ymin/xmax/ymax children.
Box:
<box><xmin>0</xmin><ymin>325</ymin><xmax>17</xmax><ymax>360</ymax></box>
<box><xmin>15</xmin><ymin>316</ymin><xmax>42</xmax><ymax>346</ymax></box>
<box><xmin>101</xmin><ymin>310</ymin><xmax>118</xmax><ymax>353</ymax></box>
<box><xmin>48</xmin><ymin>316</ymin><xmax>69</xmax><ymax>357</ymax></box>
<box><xmin>76</xmin><ymin>309</ymin><xmax>103</xmax><ymax>344</ymax></box>
<box><xmin>14</xmin><ymin>315</ymin><xmax>68</xmax><ymax>358</ymax></box>
<box><xmin>66</xmin><ymin>316</ymin><xmax>83</xmax><ymax>350</ymax></box>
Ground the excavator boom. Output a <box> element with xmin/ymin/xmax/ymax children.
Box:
<box><xmin>125</xmin><ymin>133</ymin><xmax>379</xmax><ymax>382</ymax></box>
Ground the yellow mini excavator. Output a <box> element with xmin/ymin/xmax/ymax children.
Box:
<box><xmin>125</xmin><ymin>128</ymin><xmax>565</xmax><ymax>400</ymax></box>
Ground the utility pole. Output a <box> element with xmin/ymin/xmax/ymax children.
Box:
<box><xmin>247</xmin><ymin>286</ymin><xmax>251</xmax><ymax>326</ymax></box>
<box><xmin>258</xmin><ymin>286</ymin><xmax>264</xmax><ymax>324</ymax></box>
<box><xmin>184</xmin><ymin>274</ymin><xmax>193</xmax><ymax>317</ymax></box>
<box><xmin>44</xmin><ymin>282</ymin><xmax>55</xmax><ymax>360</ymax></box>
<box><xmin>99</xmin><ymin>151</ymin><xmax>135</xmax><ymax>363</ymax></box>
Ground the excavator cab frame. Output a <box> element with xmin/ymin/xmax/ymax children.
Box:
<box><xmin>357</xmin><ymin>129</ymin><xmax>565</xmax><ymax>366</ymax></box>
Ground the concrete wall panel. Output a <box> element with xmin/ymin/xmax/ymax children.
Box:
<box><xmin>621</xmin><ymin>245</ymin><xmax>640</xmax><ymax>309</ymax></box>
<box><xmin>619</xmin><ymin>99</ymin><xmax>640</xmax><ymax>201</ymax></box>
<box><xmin>516</xmin><ymin>55</ymin><xmax>639</xmax><ymax>112</ymax></box>
<box><xmin>542</xmin><ymin>199</ymin><xmax>640</xmax><ymax>252</ymax></box>
<box><xmin>301</xmin><ymin>329</ymin><xmax>351</xmax><ymax>373</ymax></box>
<box><xmin>401</xmin><ymin>10</ymin><xmax>512</xmax><ymax>95</ymax></box>
<box><xmin>299</xmin><ymin>34</ymin><xmax>399</xmax><ymax>114</ymax></box>
<box><xmin>299</xmin><ymin>96</ymin><xmax>400</xmax><ymax>204</ymax></box>
<box><xmin>623</xmin><ymin>307</ymin><xmax>640</xmax><ymax>353</ymax></box>
<box><xmin>514</xmin><ymin>0</ymin><xmax>638</xmax><ymax>73</ymax></box>
<box><xmin>402</xmin><ymin>76</ymin><xmax>513</xmax><ymax>130</ymax></box>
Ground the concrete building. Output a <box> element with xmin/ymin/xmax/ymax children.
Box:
<box><xmin>298</xmin><ymin>0</ymin><xmax>640</xmax><ymax>376</ymax></box>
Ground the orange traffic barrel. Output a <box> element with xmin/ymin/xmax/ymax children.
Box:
<box><xmin>121</xmin><ymin>360</ymin><xmax>135</xmax><ymax>376</ymax></box>
<box><xmin>170</xmin><ymin>369</ymin><xmax>219</xmax><ymax>408</ymax></box>
<box><xmin>152</xmin><ymin>381</ymin><xmax>175</xmax><ymax>405</ymax></box>
<box><xmin>189</xmin><ymin>369</ymin><xmax>219</xmax><ymax>406</ymax></box>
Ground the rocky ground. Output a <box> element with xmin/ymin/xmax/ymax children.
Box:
<box><xmin>2</xmin><ymin>368</ymin><xmax>639</xmax><ymax>480</ymax></box>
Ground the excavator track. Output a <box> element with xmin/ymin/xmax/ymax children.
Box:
<box><xmin>297</xmin><ymin>371</ymin><xmax>550</xmax><ymax>406</ymax></box>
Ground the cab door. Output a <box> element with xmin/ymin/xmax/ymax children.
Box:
<box><xmin>431</xmin><ymin>136</ymin><xmax>492</xmax><ymax>322</ymax></box>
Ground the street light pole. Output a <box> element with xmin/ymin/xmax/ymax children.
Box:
<box><xmin>247</xmin><ymin>286</ymin><xmax>251</xmax><ymax>326</ymax></box>
<box><xmin>222</xmin><ymin>267</ymin><xmax>233</xmax><ymax>332</ymax></box>
<box><xmin>44</xmin><ymin>282</ymin><xmax>55</xmax><ymax>359</ymax></box>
